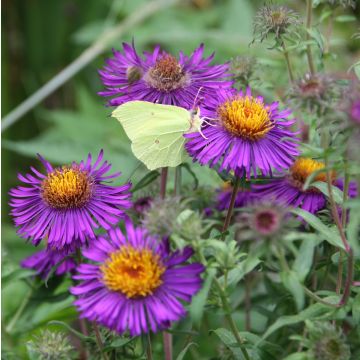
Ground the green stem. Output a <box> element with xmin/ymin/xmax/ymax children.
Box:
<box><xmin>303</xmin><ymin>287</ymin><xmax>340</xmax><ymax>308</ymax></box>
<box><xmin>93</xmin><ymin>322</ymin><xmax>109</xmax><ymax>360</ymax></box>
<box><xmin>174</xmin><ymin>166</ymin><xmax>182</xmax><ymax>196</ymax></box>
<box><xmin>1</xmin><ymin>0</ymin><xmax>179</xmax><ymax>132</ymax></box>
<box><xmin>146</xmin><ymin>332</ymin><xmax>153</xmax><ymax>360</ymax></box>
<box><xmin>305</xmin><ymin>0</ymin><xmax>316</xmax><ymax>75</ymax></box>
<box><xmin>222</xmin><ymin>176</ymin><xmax>241</xmax><ymax>235</ymax></box>
<box><xmin>213</xmin><ymin>278</ymin><xmax>250</xmax><ymax>360</ymax></box>
<box><xmin>163</xmin><ymin>332</ymin><xmax>173</xmax><ymax>360</ymax></box>
<box><xmin>281</xmin><ymin>41</ymin><xmax>295</xmax><ymax>83</ymax></box>
<box><xmin>5</xmin><ymin>287</ymin><xmax>33</xmax><ymax>333</ymax></box>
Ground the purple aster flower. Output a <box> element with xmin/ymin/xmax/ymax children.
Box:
<box><xmin>99</xmin><ymin>42</ymin><xmax>232</xmax><ymax>107</ymax></box>
<box><xmin>216</xmin><ymin>181</ymin><xmax>257</xmax><ymax>211</ymax></box>
<box><xmin>9</xmin><ymin>150</ymin><xmax>132</xmax><ymax>252</ymax></box>
<box><xmin>185</xmin><ymin>88</ymin><xmax>299</xmax><ymax>178</ymax></box>
<box><xmin>350</xmin><ymin>99</ymin><xmax>360</xmax><ymax>124</ymax></box>
<box><xmin>70</xmin><ymin>221</ymin><xmax>204</xmax><ymax>336</ymax></box>
<box><xmin>21</xmin><ymin>248</ymin><xmax>76</xmax><ymax>279</ymax></box>
<box><xmin>254</xmin><ymin>157</ymin><xmax>356</xmax><ymax>214</ymax></box>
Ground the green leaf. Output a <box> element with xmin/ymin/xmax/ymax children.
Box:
<box><xmin>224</xmin><ymin>255</ymin><xmax>261</xmax><ymax>287</ymax></box>
<box><xmin>293</xmin><ymin>240</ymin><xmax>316</xmax><ymax>282</ymax></box>
<box><xmin>352</xmin><ymin>293</ymin><xmax>360</xmax><ymax>324</ymax></box>
<box><xmin>211</xmin><ymin>328</ymin><xmax>246</xmax><ymax>360</ymax></box>
<box><xmin>282</xmin><ymin>353</ymin><xmax>308</xmax><ymax>360</ymax></box>
<box><xmin>132</xmin><ymin>170</ymin><xmax>160</xmax><ymax>192</ymax></box>
<box><xmin>280</xmin><ymin>271</ymin><xmax>305</xmax><ymax>311</ymax></box>
<box><xmin>48</xmin><ymin>320</ymin><xmax>92</xmax><ymax>342</ymax></box>
<box><xmin>175</xmin><ymin>342</ymin><xmax>197</xmax><ymax>360</ymax></box>
<box><xmin>291</xmin><ymin>208</ymin><xmax>345</xmax><ymax>250</ymax></box>
<box><xmin>306</xmin><ymin>28</ymin><xmax>325</xmax><ymax>53</ymax></box>
<box><xmin>105</xmin><ymin>337</ymin><xmax>135</xmax><ymax>350</ymax></box>
<box><xmin>259</xmin><ymin>296</ymin><xmax>342</xmax><ymax>342</ymax></box>
<box><xmin>310</xmin><ymin>181</ymin><xmax>344</xmax><ymax>204</ymax></box>
<box><xmin>2</xmin><ymin>268</ymin><xmax>36</xmax><ymax>289</ymax></box>
<box><xmin>335</xmin><ymin>15</ymin><xmax>356</xmax><ymax>22</ymax></box>
<box><xmin>189</xmin><ymin>268</ymin><xmax>216</xmax><ymax>328</ymax></box>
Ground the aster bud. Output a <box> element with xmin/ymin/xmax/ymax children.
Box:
<box><xmin>142</xmin><ymin>197</ymin><xmax>184</xmax><ymax>238</ymax></box>
<box><xmin>252</xmin><ymin>4</ymin><xmax>301</xmax><ymax>43</ymax></box>
<box><xmin>133</xmin><ymin>196</ymin><xmax>153</xmax><ymax>217</ymax></box>
<box><xmin>306</xmin><ymin>321</ymin><xmax>351</xmax><ymax>360</ymax></box>
<box><xmin>27</xmin><ymin>330</ymin><xmax>75</xmax><ymax>360</ymax></box>
<box><xmin>176</xmin><ymin>209</ymin><xmax>204</xmax><ymax>241</ymax></box>
<box><xmin>230</xmin><ymin>56</ymin><xmax>257</xmax><ymax>86</ymax></box>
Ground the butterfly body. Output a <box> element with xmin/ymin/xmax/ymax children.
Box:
<box><xmin>112</xmin><ymin>101</ymin><xmax>201</xmax><ymax>170</ymax></box>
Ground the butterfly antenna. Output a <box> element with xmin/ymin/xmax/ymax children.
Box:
<box><xmin>192</xmin><ymin>86</ymin><xmax>204</xmax><ymax>109</ymax></box>
<box><xmin>201</xmin><ymin>118</ymin><xmax>217</xmax><ymax>127</ymax></box>
<box><xmin>198</xmin><ymin>126</ymin><xmax>208</xmax><ymax>140</ymax></box>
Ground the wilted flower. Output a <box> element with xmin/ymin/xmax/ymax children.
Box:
<box><xmin>185</xmin><ymin>87</ymin><xmax>299</xmax><ymax>178</ymax></box>
<box><xmin>306</xmin><ymin>321</ymin><xmax>351</xmax><ymax>360</ymax></box>
<box><xmin>235</xmin><ymin>200</ymin><xmax>289</xmax><ymax>241</ymax></box>
<box><xmin>9</xmin><ymin>151</ymin><xmax>132</xmax><ymax>251</ymax></box>
<box><xmin>252</xmin><ymin>4</ymin><xmax>300</xmax><ymax>43</ymax></box>
<box><xmin>288</xmin><ymin>73</ymin><xmax>342</xmax><ymax>114</ymax></box>
<box><xmin>27</xmin><ymin>330</ymin><xmax>75</xmax><ymax>360</ymax></box>
<box><xmin>99</xmin><ymin>42</ymin><xmax>232</xmax><ymax>108</ymax></box>
<box><xmin>71</xmin><ymin>221</ymin><xmax>204</xmax><ymax>336</ymax></box>
<box><xmin>21</xmin><ymin>248</ymin><xmax>76</xmax><ymax>279</ymax></box>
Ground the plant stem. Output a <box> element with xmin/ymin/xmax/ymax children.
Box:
<box><xmin>336</xmin><ymin>250</ymin><xmax>344</xmax><ymax>295</ymax></box>
<box><xmin>303</xmin><ymin>287</ymin><xmax>340</xmax><ymax>308</ymax></box>
<box><xmin>281</xmin><ymin>41</ymin><xmax>295</xmax><ymax>83</ymax></box>
<box><xmin>5</xmin><ymin>288</ymin><xmax>33</xmax><ymax>333</ymax></box>
<box><xmin>163</xmin><ymin>332</ymin><xmax>173</xmax><ymax>360</ymax></box>
<box><xmin>213</xmin><ymin>278</ymin><xmax>250</xmax><ymax>360</ymax></box>
<box><xmin>1</xmin><ymin>0</ymin><xmax>179</xmax><ymax>132</ymax></box>
<box><xmin>305</xmin><ymin>0</ymin><xmax>316</xmax><ymax>75</ymax></box>
<box><xmin>93</xmin><ymin>322</ymin><xmax>109</xmax><ymax>360</ymax></box>
<box><xmin>339</xmin><ymin>248</ymin><xmax>354</xmax><ymax>306</ymax></box>
<box><xmin>146</xmin><ymin>332</ymin><xmax>153</xmax><ymax>360</ymax></box>
<box><xmin>160</xmin><ymin>167</ymin><xmax>168</xmax><ymax>200</ymax></box>
<box><xmin>174</xmin><ymin>166</ymin><xmax>182</xmax><ymax>196</ymax></box>
<box><xmin>222</xmin><ymin>176</ymin><xmax>241</xmax><ymax>234</ymax></box>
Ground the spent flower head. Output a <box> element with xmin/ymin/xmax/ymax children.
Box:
<box><xmin>252</xmin><ymin>4</ymin><xmax>301</xmax><ymax>43</ymax></box>
<box><xmin>27</xmin><ymin>330</ymin><xmax>75</xmax><ymax>360</ymax></box>
<box><xmin>230</xmin><ymin>56</ymin><xmax>258</xmax><ymax>86</ymax></box>
<box><xmin>306</xmin><ymin>321</ymin><xmax>351</xmax><ymax>360</ymax></box>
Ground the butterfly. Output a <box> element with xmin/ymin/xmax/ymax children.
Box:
<box><xmin>112</xmin><ymin>101</ymin><xmax>208</xmax><ymax>171</ymax></box>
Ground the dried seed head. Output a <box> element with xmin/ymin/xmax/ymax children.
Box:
<box><xmin>27</xmin><ymin>330</ymin><xmax>75</xmax><ymax>360</ymax></box>
<box><xmin>252</xmin><ymin>4</ymin><xmax>301</xmax><ymax>43</ymax></box>
<box><xmin>230</xmin><ymin>56</ymin><xmax>257</xmax><ymax>86</ymax></box>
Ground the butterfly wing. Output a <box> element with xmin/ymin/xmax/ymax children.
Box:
<box><xmin>112</xmin><ymin>101</ymin><xmax>190</xmax><ymax>170</ymax></box>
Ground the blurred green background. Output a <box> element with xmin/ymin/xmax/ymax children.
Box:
<box><xmin>2</xmin><ymin>0</ymin><xmax>359</xmax><ymax>358</ymax></box>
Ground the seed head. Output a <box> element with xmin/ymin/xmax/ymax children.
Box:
<box><xmin>252</xmin><ymin>4</ymin><xmax>300</xmax><ymax>43</ymax></box>
<box><xmin>27</xmin><ymin>330</ymin><xmax>75</xmax><ymax>360</ymax></box>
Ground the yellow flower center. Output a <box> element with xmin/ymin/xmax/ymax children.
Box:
<box><xmin>289</xmin><ymin>158</ymin><xmax>334</xmax><ymax>189</ymax></box>
<box><xmin>218</xmin><ymin>96</ymin><xmax>273</xmax><ymax>140</ymax></box>
<box><xmin>145</xmin><ymin>54</ymin><xmax>188</xmax><ymax>92</ymax></box>
<box><xmin>101</xmin><ymin>246</ymin><xmax>166</xmax><ymax>298</ymax></box>
<box><xmin>41</xmin><ymin>167</ymin><xmax>92</xmax><ymax>209</ymax></box>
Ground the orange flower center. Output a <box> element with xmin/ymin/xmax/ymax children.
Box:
<box><xmin>101</xmin><ymin>246</ymin><xmax>165</xmax><ymax>298</ymax></box>
<box><xmin>218</xmin><ymin>96</ymin><xmax>273</xmax><ymax>140</ymax></box>
<box><xmin>41</xmin><ymin>167</ymin><xmax>92</xmax><ymax>209</ymax></box>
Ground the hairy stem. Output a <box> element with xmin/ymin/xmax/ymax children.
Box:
<box><xmin>146</xmin><ymin>333</ymin><xmax>153</xmax><ymax>360</ymax></box>
<box><xmin>222</xmin><ymin>176</ymin><xmax>241</xmax><ymax>235</ymax></box>
<box><xmin>1</xmin><ymin>0</ymin><xmax>179</xmax><ymax>132</ymax></box>
<box><xmin>213</xmin><ymin>278</ymin><xmax>250</xmax><ymax>360</ymax></box>
<box><xmin>305</xmin><ymin>0</ymin><xmax>316</xmax><ymax>75</ymax></box>
<box><xmin>163</xmin><ymin>332</ymin><xmax>173</xmax><ymax>360</ymax></box>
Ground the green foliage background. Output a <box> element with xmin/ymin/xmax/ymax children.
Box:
<box><xmin>2</xmin><ymin>0</ymin><xmax>360</xmax><ymax>359</ymax></box>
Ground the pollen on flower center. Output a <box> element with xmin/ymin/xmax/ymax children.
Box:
<box><xmin>145</xmin><ymin>54</ymin><xmax>189</xmax><ymax>92</ymax></box>
<box><xmin>41</xmin><ymin>167</ymin><xmax>93</xmax><ymax>209</ymax></box>
<box><xmin>218</xmin><ymin>96</ymin><xmax>274</xmax><ymax>140</ymax></box>
<box><xmin>289</xmin><ymin>158</ymin><xmax>334</xmax><ymax>189</ymax></box>
<box><xmin>101</xmin><ymin>246</ymin><xmax>165</xmax><ymax>298</ymax></box>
